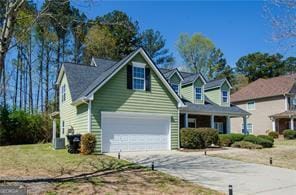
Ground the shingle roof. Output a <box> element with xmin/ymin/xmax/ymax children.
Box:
<box><xmin>63</xmin><ymin>63</ymin><xmax>101</xmax><ymax>101</ymax></box>
<box><xmin>269</xmin><ymin>110</ymin><xmax>296</xmax><ymax>118</ymax></box>
<box><xmin>205</xmin><ymin>78</ymin><xmax>227</xmax><ymax>90</ymax></box>
<box><xmin>231</xmin><ymin>74</ymin><xmax>296</xmax><ymax>103</ymax></box>
<box><xmin>181</xmin><ymin>101</ymin><xmax>250</xmax><ymax>116</ymax></box>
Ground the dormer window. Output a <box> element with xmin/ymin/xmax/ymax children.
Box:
<box><xmin>133</xmin><ymin>66</ymin><xmax>145</xmax><ymax>90</ymax></box>
<box><xmin>222</xmin><ymin>90</ymin><xmax>228</xmax><ymax>103</ymax></box>
<box><xmin>195</xmin><ymin>87</ymin><xmax>202</xmax><ymax>100</ymax></box>
<box><xmin>171</xmin><ymin>84</ymin><xmax>179</xmax><ymax>94</ymax></box>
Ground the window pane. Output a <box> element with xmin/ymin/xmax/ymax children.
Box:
<box><xmin>172</xmin><ymin>84</ymin><xmax>179</xmax><ymax>94</ymax></box>
<box><xmin>222</xmin><ymin>91</ymin><xmax>228</xmax><ymax>102</ymax></box>
<box><xmin>133</xmin><ymin>67</ymin><xmax>144</xmax><ymax>78</ymax></box>
<box><xmin>195</xmin><ymin>87</ymin><xmax>202</xmax><ymax>100</ymax></box>
<box><xmin>133</xmin><ymin>78</ymin><xmax>144</xmax><ymax>90</ymax></box>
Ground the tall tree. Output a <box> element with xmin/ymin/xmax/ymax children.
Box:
<box><xmin>236</xmin><ymin>52</ymin><xmax>285</xmax><ymax>82</ymax></box>
<box><xmin>139</xmin><ymin>29</ymin><xmax>174</xmax><ymax>68</ymax></box>
<box><xmin>0</xmin><ymin>0</ymin><xmax>26</xmax><ymax>106</ymax></box>
<box><xmin>283</xmin><ymin>57</ymin><xmax>296</xmax><ymax>74</ymax></box>
<box><xmin>207</xmin><ymin>48</ymin><xmax>234</xmax><ymax>81</ymax></box>
<box><xmin>95</xmin><ymin>10</ymin><xmax>139</xmax><ymax>59</ymax></box>
<box><xmin>176</xmin><ymin>33</ymin><xmax>214</xmax><ymax>75</ymax></box>
<box><xmin>84</xmin><ymin>25</ymin><xmax>116</xmax><ymax>62</ymax></box>
<box><xmin>70</xmin><ymin>7</ymin><xmax>87</xmax><ymax>64</ymax></box>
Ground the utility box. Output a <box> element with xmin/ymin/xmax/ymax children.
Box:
<box><xmin>54</xmin><ymin>138</ymin><xmax>65</xmax><ymax>149</ymax></box>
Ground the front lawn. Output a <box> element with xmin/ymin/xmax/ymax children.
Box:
<box><xmin>210</xmin><ymin>139</ymin><xmax>296</xmax><ymax>170</ymax></box>
<box><xmin>0</xmin><ymin>144</ymin><xmax>221</xmax><ymax>194</ymax></box>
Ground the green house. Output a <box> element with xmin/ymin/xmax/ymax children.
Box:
<box><xmin>55</xmin><ymin>48</ymin><xmax>249</xmax><ymax>153</ymax></box>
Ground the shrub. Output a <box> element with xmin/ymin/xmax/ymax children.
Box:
<box><xmin>268</xmin><ymin>131</ymin><xmax>279</xmax><ymax>139</ymax></box>
<box><xmin>231</xmin><ymin>141</ymin><xmax>263</xmax><ymax>149</ymax></box>
<box><xmin>219</xmin><ymin>134</ymin><xmax>232</xmax><ymax>147</ymax></box>
<box><xmin>257</xmin><ymin>135</ymin><xmax>274</xmax><ymax>143</ymax></box>
<box><xmin>228</xmin><ymin>133</ymin><xmax>245</xmax><ymax>143</ymax></box>
<box><xmin>0</xmin><ymin>106</ymin><xmax>52</xmax><ymax>146</ymax></box>
<box><xmin>181</xmin><ymin>128</ymin><xmax>219</xmax><ymax>149</ymax></box>
<box><xmin>243</xmin><ymin>135</ymin><xmax>273</xmax><ymax>148</ymax></box>
<box><xmin>283</xmin><ymin>129</ymin><xmax>296</xmax><ymax>140</ymax></box>
<box><xmin>80</xmin><ymin>133</ymin><xmax>96</xmax><ymax>154</ymax></box>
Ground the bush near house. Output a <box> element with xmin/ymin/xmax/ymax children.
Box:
<box><xmin>218</xmin><ymin>133</ymin><xmax>245</xmax><ymax>147</ymax></box>
<box><xmin>243</xmin><ymin>135</ymin><xmax>273</xmax><ymax>148</ymax></box>
<box><xmin>80</xmin><ymin>133</ymin><xmax>96</xmax><ymax>154</ymax></box>
<box><xmin>231</xmin><ymin>141</ymin><xmax>263</xmax><ymax>149</ymax></box>
<box><xmin>0</xmin><ymin>106</ymin><xmax>52</xmax><ymax>146</ymax></box>
<box><xmin>180</xmin><ymin>128</ymin><xmax>219</xmax><ymax>149</ymax></box>
<box><xmin>257</xmin><ymin>135</ymin><xmax>274</xmax><ymax>143</ymax></box>
<box><xmin>283</xmin><ymin>129</ymin><xmax>296</xmax><ymax>140</ymax></box>
<box><xmin>268</xmin><ymin>131</ymin><xmax>279</xmax><ymax>139</ymax></box>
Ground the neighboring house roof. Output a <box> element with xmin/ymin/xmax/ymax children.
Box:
<box><xmin>181</xmin><ymin>100</ymin><xmax>250</xmax><ymax>116</ymax></box>
<box><xmin>231</xmin><ymin>74</ymin><xmax>296</xmax><ymax>103</ymax></box>
<box><xmin>58</xmin><ymin>47</ymin><xmax>184</xmax><ymax>106</ymax></box>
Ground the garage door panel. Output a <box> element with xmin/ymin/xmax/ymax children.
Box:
<box><xmin>102</xmin><ymin>112</ymin><xmax>170</xmax><ymax>152</ymax></box>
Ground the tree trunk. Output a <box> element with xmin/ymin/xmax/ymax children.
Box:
<box><xmin>45</xmin><ymin>45</ymin><xmax>50</xmax><ymax>113</ymax></box>
<box><xmin>14</xmin><ymin>48</ymin><xmax>21</xmax><ymax>108</ymax></box>
<box><xmin>19</xmin><ymin>49</ymin><xmax>23</xmax><ymax>109</ymax></box>
<box><xmin>28</xmin><ymin>34</ymin><xmax>33</xmax><ymax>114</ymax></box>
<box><xmin>37</xmin><ymin>39</ymin><xmax>44</xmax><ymax>112</ymax></box>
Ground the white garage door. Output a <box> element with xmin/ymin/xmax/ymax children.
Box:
<box><xmin>102</xmin><ymin>112</ymin><xmax>171</xmax><ymax>153</ymax></box>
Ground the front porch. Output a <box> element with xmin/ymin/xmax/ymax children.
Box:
<box><xmin>180</xmin><ymin>102</ymin><xmax>250</xmax><ymax>134</ymax></box>
<box><xmin>270</xmin><ymin>111</ymin><xmax>296</xmax><ymax>134</ymax></box>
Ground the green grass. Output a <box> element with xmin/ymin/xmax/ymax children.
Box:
<box><xmin>0</xmin><ymin>143</ymin><xmax>222</xmax><ymax>194</ymax></box>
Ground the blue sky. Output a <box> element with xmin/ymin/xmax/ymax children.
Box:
<box><xmin>74</xmin><ymin>0</ymin><xmax>294</xmax><ymax>67</ymax></box>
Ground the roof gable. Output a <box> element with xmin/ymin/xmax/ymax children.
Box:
<box><xmin>65</xmin><ymin>48</ymin><xmax>184</xmax><ymax>106</ymax></box>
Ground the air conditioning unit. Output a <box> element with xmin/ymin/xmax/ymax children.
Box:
<box><xmin>54</xmin><ymin>138</ymin><xmax>65</xmax><ymax>149</ymax></box>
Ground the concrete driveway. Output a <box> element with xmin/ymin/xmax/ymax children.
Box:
<box><xmin>108</xmin><ymin>150</ymin><xmax>296</xmax><ymax>195</ymax></box>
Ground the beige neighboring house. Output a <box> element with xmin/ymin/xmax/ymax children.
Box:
<box><xmin>231</xmin><ymin>74</ymin><xmax>296</xmax><ymax>135</ymax></box>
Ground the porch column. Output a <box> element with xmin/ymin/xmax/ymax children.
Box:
<box><xmin>184</xmin><ymin>113</ymin><xmax>188</xmax><ymax>128</ymax></box>
<box><xmin>243</xmin><ymin>116</ymin><xmax>247</xmax><ymax>134</ymax></box>
<box><xmin>52</xmin><ymin>118</ymin><xmax>56</xmax><ymax>145</ymax></box>
<box><xmin>291</xmin><ymin>117</ymin><xmax>295</xmax><ymax>130</ymax></box>
<box><xmin>226</xmin><ymin>116</ymin><xmax>231</xmax><ymax>133</ymax></box>
<box><xmin>211</xmin><ymin>115</ymin><xmax>215</xmax><ymax>129</ymax></box>
<box><xmin>272</xmin><ymin>119</ymin><xmax>276</xmax><ymax>132</ymax></box>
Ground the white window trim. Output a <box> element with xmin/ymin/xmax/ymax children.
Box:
<box><xmin>132</xmin><ymin>62</ymin><xmax>146</xmax><ymax>91</ymax></box>
<box><xmin>247</xmin><ymin>101</ymin><xmax>256</xmax><ymax>111</ymax></box>
<box><xmin>60</xmin><ymin>84</ymin><xmax>66</xmax><ymax>103</ymax></box>
<box><xmin>222</xmin><ymin>90</ymin><xmax>229</xmax><ymax>103</ymax></box>
<box><xmin>188</xmin><ymin>118</ymin><xmax>196</xmax><ymax>128</ymax></box>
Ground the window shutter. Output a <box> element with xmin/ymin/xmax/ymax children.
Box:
<box><xmin>145</xmin><ymin>67</ymin><xmax>151</xmax><ymax>91</ymax></box>
<box><xmin>127</xmin><ymin>65</ymin><xmax>133</xmax><ymax>89</ymax></box>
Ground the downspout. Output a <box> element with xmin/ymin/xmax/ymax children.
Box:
<box><xmin>82</xmin><ymin>99</ymin><xmax>92</xmax><ymax>133</ymax></box>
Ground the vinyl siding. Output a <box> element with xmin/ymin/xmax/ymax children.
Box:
<box><xmin>170</xmin><ymin>73</ymin><xmax>181</xmax><ymax>84</ymax></box>
<box><xmin>59</xmin><ymin>73</ymin><xmax>88</xmax><ymax>142</ymax></box>
<box><xmin>181</xmin><ymin>84</ymin><xmax>193</xmax><ymax>102</ymax></box>
<box><xmin>205</xmin><ymin>88</ymin><xmax>221</xmax><ymax>105</ymax></box>
<box><xmin>91</xmin><ymin>54</ymin><xmax>179</xmax><ymax>153</ymax></box>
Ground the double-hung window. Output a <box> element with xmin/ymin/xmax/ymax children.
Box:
<box><xmin>222</xmin><ymin>90</ymin><xmax>228</xmax><ymax>103</ymax></box>
<box><xmin>133</xmin><ymin>66</ymin><xmax>145</xmax><ymax>90</ymax></box>
<box><xmin>247</xmin><ymin>101</ymin><xmax>255</xmax><ymax>110</ymax></box>
<box><xmin>195</xmin><ymin>87</ymin><xmax>202</xmax><ymax>100</ymax></box>
<box><xmin>61</xmin><ymin>84</ymin><xmax>66</xmax><ymax>103</ymax></box>
<box><xmin>171</xmin><ymin>84</ymin><xmax>179</xmax><ymax>94</ymax></box>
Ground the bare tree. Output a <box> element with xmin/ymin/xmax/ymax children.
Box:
<box><xmin>264</xmin><ymin>0</ymin><xmax>296</xmax><ymax>49</ymax></box>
